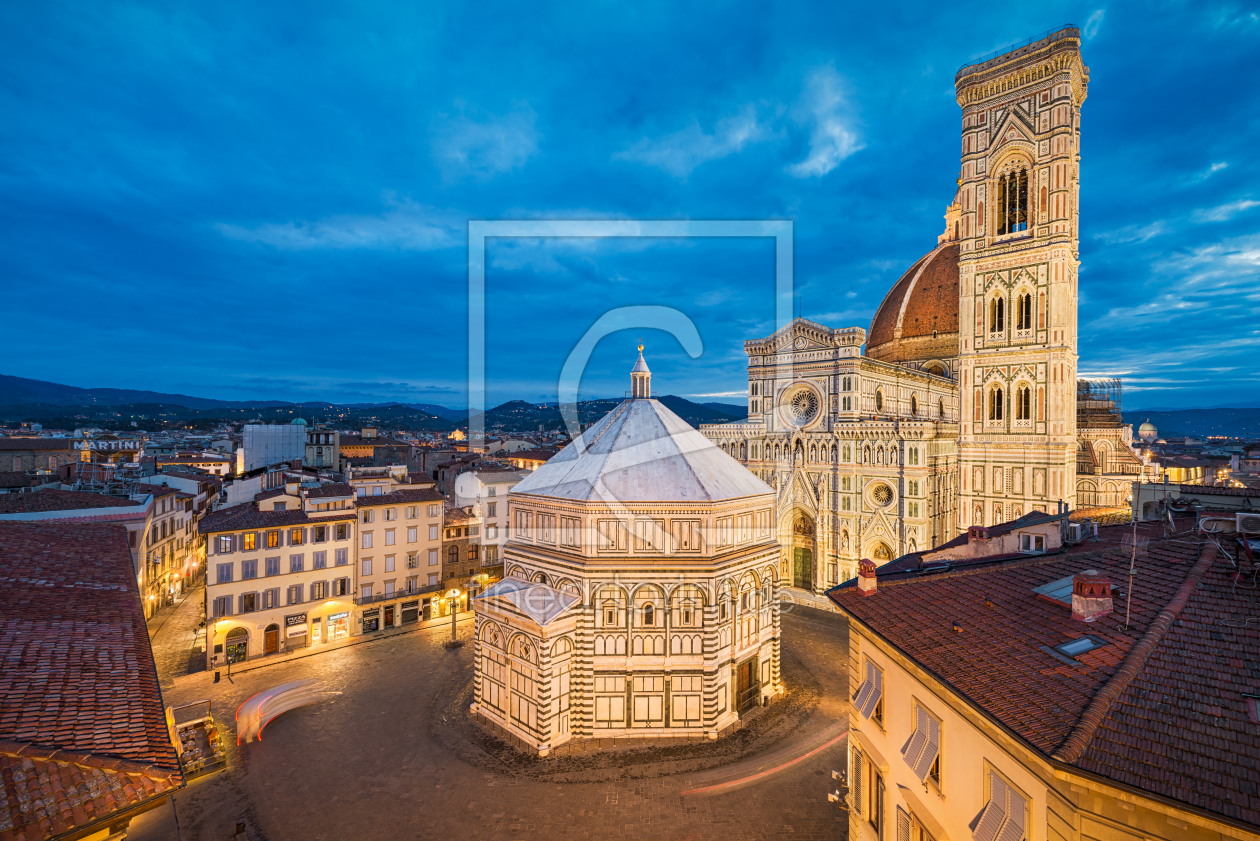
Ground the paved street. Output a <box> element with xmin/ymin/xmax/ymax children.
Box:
<box><xmin>135</xmin><ymin>606</ymin><xmax>850</xmax><ymax>841</ymax></box>
<box><xmin>149</xmin><ymin>582</ymin><xmax>207</xmax><ymax>688</ymax></box>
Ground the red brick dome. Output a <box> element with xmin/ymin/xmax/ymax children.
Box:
<box><xmin>866</xmin><ymin>242</ymin><xmax>960</xmax><ymax>373</ymax></box>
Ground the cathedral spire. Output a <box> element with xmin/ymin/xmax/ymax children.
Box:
<box><xmin>630</xmin><ymin>344</ymin><xmax>651</xmax><ymax>398</ymax></box>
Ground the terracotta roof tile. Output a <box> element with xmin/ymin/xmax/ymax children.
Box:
<box><xmin>0</xmin><ymin>521</ymin><xmax>182</xmax><ymax>839</ymax></box>
<box><xmin>0</xmin><ymin>491</ymin><xmax>142</xmax><ymax>515</ymax></box>
<box><xmin>829</xmin><ymin>529</ymin><xmax>1260</xmax><ymax>830</ymax></box>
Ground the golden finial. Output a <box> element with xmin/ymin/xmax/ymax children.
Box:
<box><xmin>637</xmin><ymin>339</ymin><xmax>643</xmax><ymax>353</ymax></box>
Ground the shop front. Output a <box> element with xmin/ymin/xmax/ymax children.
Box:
<box><xmin>328</xmin><ymin>611</ymin><xmax>350</xmax><ymax>641</ymax></box>
<box><xmin>225</xmin><ymin>627</ymin><xmax>249</xmax><ymax>663</ymax></box>
<box><xmin>361</xmin><ymin>607</ymin><xmax>380</xmax><ymax>633</ymax></box>
<box><xmin>284</xmin><ymin>612</ymin><xmax>308</xmax><ymax>652</ymax></box>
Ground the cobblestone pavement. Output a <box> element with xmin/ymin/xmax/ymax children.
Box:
<box><xmin>149</xmin><ymin>583</ymin><xmax>206</xmax><ymax>688</ymax></box>
<box><xmin>131</xmin><ymin>608</ymin><xmax>850</xmax><ymax>841</ymax></box>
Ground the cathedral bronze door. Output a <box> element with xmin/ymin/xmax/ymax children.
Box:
<box><xmin>735</xmin><ymin>656</ymin><xmax>759</xmax><ymax>713</ymax></box>
<box><xmin>793</xmin><ymin>547</ymin><xmax>812</xmax><ymax>590</ymax></box>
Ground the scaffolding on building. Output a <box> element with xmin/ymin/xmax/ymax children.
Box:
<box><xmin>1077</xmin><ymin>378</ymin><xmax>1124</xmax><ymax>428</ymax></box>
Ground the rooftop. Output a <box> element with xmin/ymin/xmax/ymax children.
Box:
<box><xmin>511</xmin><ymin>397</ymin><xmax>772</xmax><ymax>503</ymax></box>
<box><xmin>0</xmin><ymin>522</ymin><xmax>182</xmax><ymax>839</ymax></box>
<box><xmin>0</xmin><ymin>490</ymin><xmax>143</xmax><ymax>515</ymax></box>
<box><xmin>829</xmin><ymin>521</ymin><xmax>1260</xmax><ymax>830</ymax></box>
<box><xmin>199</xmin><ymin>501</ymin><xmax>356</xmax><ymax>534</ymax></box>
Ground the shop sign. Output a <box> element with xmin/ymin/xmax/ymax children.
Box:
<box><xmin>362</xmin><ymin>607</ymin><xmax>380</xmax><ymax>618</ymax></box>
<box><xmin>285</xmin><ymin>612</ymin><xmax>307</xmax><ymax>627</ymax></box>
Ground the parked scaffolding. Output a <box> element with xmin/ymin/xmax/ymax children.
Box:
<box><xmin>1077</xmin><ymin>377</ymin><xmax>1123</xmax><ymax>428</ymax></box>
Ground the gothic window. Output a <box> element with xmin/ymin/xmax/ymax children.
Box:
<box><xmin>996</xmin><ymin>166</ymin><xmax>1029</xmax><ymax>234</ymax></box>
<box><xmin>642</xmin><ymin>603</ymin><xmax>655</xmax><ymax>627</ymax></box>
<box><xmin>989</xmin><ymin>297</ymin><xmax>1005</xmax><ymax>333</ymax></box>
<box><xmin>843</xmin><ymin>445</ymin><xmax>851</xmax><ymax>462</ymax></box>
<box><xmin>988</xmin><ymin>386</ymin><xmax>1004</xmax><ymax>421</ymax></box>
<box><xmin>875</xmin><ymin>389</ymin><xmax>884</xmax><ymax>411</ymax></box>
<box><xmin>1016</xmin><ymin>386</ymin><xmax>1032</xmax><ymax>420</ymax></box>
<box><xmin>938</xmin><ymin>399</ymin><xmax>945</xmax><ymax>419</ymax></box>
<box><xmin>910</xmin><ymin>395</ymin><xmax>918</xmax><ymax>416</ymax></box>
<box><xmin>1016</xmin><ymin>293</ymin><xmax>1033</xmax><ymax>331</ymax></box>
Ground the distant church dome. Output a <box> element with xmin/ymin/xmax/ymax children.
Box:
<box><xmin>291</xmin><ymin>418</ymin><xmax>308</xmax><ymax>426</ymax></box>
<box><xmin>866</xmin><ymin>242</ymin><xmax>960</xmax><ymax>374</ymax></box>
<box><xmin>1138</xmin><ymin>419</ymin><xmax>1158</xmax><ymax>442</ymax></box>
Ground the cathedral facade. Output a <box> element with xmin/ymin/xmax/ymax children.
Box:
<box><xmin>702</xmin><ymin>28</ymin><xmax>1106</xmax><ymax>592</ymax></box>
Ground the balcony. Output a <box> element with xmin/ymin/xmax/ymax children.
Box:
<box><xmin>355</xmin><ymin>583</ymin><xmax>444</xmax><ymax>606</ymax></box>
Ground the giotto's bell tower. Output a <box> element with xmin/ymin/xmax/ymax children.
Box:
<box><xmin>954</xmin><ymin>27</ymin><xmax>1088</xmax><ymax>526</ymax></box>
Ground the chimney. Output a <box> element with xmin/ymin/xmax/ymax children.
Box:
<box><xmin>285</xmin><ymin>479</ymin><xmax>299</xmax><ymax>496</ymax></box>
<box><xmin>857</xmin><ymin>558</ymin><xmax>878</xmax><ymax>597</ymax></box>
<box><xmin>1071</xmin><ymin>570</ymin><xmax>1113</xmax><ymax>622</ymax></box>
<box><xmin>968</xmin><ymin>526</ymin><xmax>990</xmax><ymax>543</ymax></box>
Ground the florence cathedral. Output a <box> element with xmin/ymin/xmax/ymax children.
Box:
<box><xmin>701</xmin><ymin>27</ymin><xmax>1148</xmax><ymax>593</ymax></box>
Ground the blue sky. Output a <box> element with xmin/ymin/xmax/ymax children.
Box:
<box><xmin>2</xmin><ymin>2</ymin><xmax>1257</xmax><ymax>411</ymax></box>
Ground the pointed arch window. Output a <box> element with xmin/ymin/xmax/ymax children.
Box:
<box><xmin>988</xmin><ymin>386</ymin><xmax>1004</xmax><ymax>421</ymax></box>
<box><xmin>1016</xmin><ymin>292</ymin><xmax>1033</xmax><ymax>331</ymax></box>
<box><xmin>989</xmin><ymin>297</ymin><xmax>1005</xmax><ymax>333</ymax></box>
<box><xmin>1016</xmin><ymin>386</ymin><xmax>1032</xmax><ymax>421</ymax></box>
<box><xmin>996</xmin><ymin>166</ymin><xmax>1029</xmax><ymax>234</ymax></box>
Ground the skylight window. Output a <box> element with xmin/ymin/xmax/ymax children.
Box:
<box><xmin>1056</xmin><ymin>636</ymin><xmax>1105</xmax><ymax>657</ymax></box>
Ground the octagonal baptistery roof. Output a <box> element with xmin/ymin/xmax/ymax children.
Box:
<box><xmin>866</xmin><ymin>241</ymin><xmax>961</xmax><ymax>368</ymax></box>
<box><xmin>511</xmin><ymin>398</ymin><xmax>773</xmax><ymax>504</ymax></box>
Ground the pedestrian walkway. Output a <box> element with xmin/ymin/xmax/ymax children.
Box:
<box><xmin>149</xmin><ymin>583</ymin><xmax>207</xmax><ymax>687</ymax></box>
<box><xmin>172</xmin><ymin>609</ymin><xmax>476</xmax><ymax>688</ymax></box>
<box><xmin>780</xmin><ymin>586</ymin><xmax>841</xmax><ymax>613</ymax></box>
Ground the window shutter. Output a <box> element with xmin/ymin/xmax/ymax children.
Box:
<box><xmin>850</xmin><ymin>745</ymin><xmax>864</xmax><ymax>817</ymax></box>
<box><xmin>995</xmin><ymin>781</ymin><xmax>1027</xmax><ymax>841</ymax></box>
<box><xmin>912</xmin><ymin>714</ymin><xmax>940</xmax><ymax>782</ymax></box>
<box><xmin>971</xmin><ymin>772</ymin><xmax>1008</xmax><ymax>841</ymax></box>
<box><xmin>896</xmin><ymin>808</ymin><xmax>910</xmax><ymax>841</ymax></box>
<box><xmin>237</xmin><ymin>594</ymin><xmax>245</xmax><ymax>614</ymax></box>
<box><xmin>853</xmin><ymin>660</ymin><xmax>875</xmax><ymax>710</ymax></box>
<box><xmin>876</xmin><ymin>774</ymin><xmax>885</xmax><ymax>841</ymax></box>
<box><xmin>901</xmin><ymin>706</ymin><xmax>929</xmax><ymax>770</ymax></box>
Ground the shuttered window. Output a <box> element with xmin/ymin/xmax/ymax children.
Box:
<box><xmin>897</xmin><ymin>807</ymin><xmax>911</xmax><ymax>841</ymax></box>
<box><xmin>901</xmin><ymin>703</ymin><xmax>941</xmax><ymax>782</ymax></box>
<box><xmin>972</xmin><ymin>769</ymin><xmax>1028</xmax><ymax>841</ymax></box>
<box><xmin>850</xmin><ymin>744</ymin><xmax>864</xmax><ymax>817</ymax></box>
<box><xmin>853</xmin><ymin>658</ymin><xmax>884</xmax><ymax>719</ymax></box>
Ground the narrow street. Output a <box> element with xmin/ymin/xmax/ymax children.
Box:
<box><xmin>149</xmin><ymin>582</ymin><xmax>207</xmax><ymax>688</ymax></box>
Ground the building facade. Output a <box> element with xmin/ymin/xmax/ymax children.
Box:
<box><xmin>201</xmin><ymin>481</ymin><xmax>358</xmax><ymax>666</ymax></box>
<box><xmin>702</xmin><ymin>29</ymin><xmax>1122</xmax><ymax>589</ymax></box>
<box><xmin>354</xmin><ymin>486</ymin><xmax>446</xmax><ymax>632</ymax></box>
<box><xmin>453</xmin><ymin>466</ymin><xmax>531</xmax><ymax>569</ymax></box>
<box><xmin>703</xmin><ymin>321</ymin><xmax>959</xmax><ymax>591</ymax></box>
<box><xmin>472</xmin><ymin>353</ymin><xmax>783</xmax><ymax>756</ymax></box>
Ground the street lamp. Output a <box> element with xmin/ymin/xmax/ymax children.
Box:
<box><xmin>445</xmin><ymin>588</ymin><xmax>462</xmax><ymax>648</ymax></box>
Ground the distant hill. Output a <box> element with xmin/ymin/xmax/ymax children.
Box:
<box><xmin>1129</xmin><ymin>408</ymin><xmax>1260</xmax><ymax>440</ymax></box>
<box><xmin>0</xmin><ymin>373</ymin><xmax>293</xmax><ymax>410</ymax></box>
<box><xmin>700</xmin><ymin>401</ymin><xmax>748</xmax><ymax>418</ymax></box>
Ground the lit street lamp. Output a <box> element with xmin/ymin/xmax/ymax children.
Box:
<box><xmin>444</xmin><ymin>588</ymin><xmax>463</xmax><ymax>649</ymax></box>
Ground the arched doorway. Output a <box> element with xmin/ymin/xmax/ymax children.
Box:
<box><xmin>791</xmin><ymin>513</ymin><xmax>815</xmax><ymax>590</ymax></box>
<box><xmin>226</xmin><ymin>627</ymin><xmax>249</xmax><ymax>664</ymax></box>
<box><xmin>264</xmin><ymin>623</ymin><xmax>280</xmax><ymax>655</ymax></box>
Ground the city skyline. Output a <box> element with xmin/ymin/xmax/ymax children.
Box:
<box><xmin>3</xmin><ymin>2</ymin><xmax>1257</xmax><ymax>410</ymax></box>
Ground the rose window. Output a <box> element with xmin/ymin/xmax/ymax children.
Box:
<box><xmin>782</xmin><ymin>387</ymin><xmax>819</xmax><ymax>426</ymax></box>
<box><xmin>871</xmin><ymin>484</ymin><xmax>893</xmax><ymax>506</ymax></box>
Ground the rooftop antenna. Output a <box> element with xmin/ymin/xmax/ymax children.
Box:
<box><xmin>1125</xmin><ymin>513</ymin><xmax>1137</xmax><ymax>629</ymax></box>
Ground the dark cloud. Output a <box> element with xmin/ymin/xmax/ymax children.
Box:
<box><xmin>1</xmin><ymin>2</ymin><xmax>1255</xmax><ymax>411</ymax></box>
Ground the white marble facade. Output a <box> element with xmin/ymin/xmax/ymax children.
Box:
<box><xmin>472</xmin><ymin>351</ymin><xmax>783</xmax><ymax>756</ymax></box>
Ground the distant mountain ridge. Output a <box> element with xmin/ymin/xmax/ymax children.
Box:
<box><xmin>0</xmin><ymin>374</ymin><xmax>748</xmax><ymax>430</ymax></box>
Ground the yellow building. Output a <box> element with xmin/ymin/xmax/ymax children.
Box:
<box><xmin>828</xmin><ymin>529</ymin><xmax>1258</xmax><ymax>841</ymax></box>
<box><xmin>201</xmin><ymin>480</ymin><xmax>358</xmax><ymax>665</ymax></box>
<box><xmin>353</xmin><ymin>485</ymin><xmax>446</xmax><ymax>632</ymax></box>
